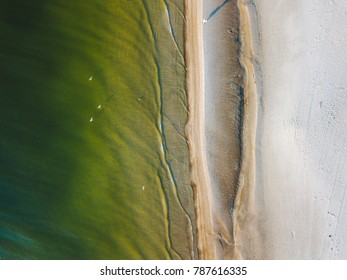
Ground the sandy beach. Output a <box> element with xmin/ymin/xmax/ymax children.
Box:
<box><xmin>186</xmin><ymin>0</ymin><xmax>347</xmax><ymax>260</ymax></box>
<box><xmin>239</xmin><ymin>0</ymin><xmax>347</xmax><ymax>259</ymax></box>
<box><xmin>185</xmin><ymin>0</ymin><xmax>252</xmax><ymax>259</ymax></box>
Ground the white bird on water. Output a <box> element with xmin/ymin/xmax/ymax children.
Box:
<box><xmin>97</xmin><ymin>104</ymin><xmax>102</xmax><ymax>109</ymax></box>
<box><xmin>89</xmin><ymin>76</ymin><xmax>93</xmax><ymax>81</ymax></box>
<box><xmin>142</xmin><ymin>185</ymin><xmax>145</xmax><ymax>191</ymax></box>
<box><xmin>90</xmin><ymin>117</ymin><xmax>93</xmax><ymax>122</ymax></box>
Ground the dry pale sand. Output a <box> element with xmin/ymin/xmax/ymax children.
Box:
<box><xmin>239</xmin><ymin>0</ymin><xmax>347</xmax><ymax>259</ymax></box>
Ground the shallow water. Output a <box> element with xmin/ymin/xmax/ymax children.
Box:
<box><xmin>0</xmin><ymin>0</ymin><xmax>192</xmax><ymax>259</ymax></box>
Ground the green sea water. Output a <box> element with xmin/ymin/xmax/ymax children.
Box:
<box><xmin>0</xmin><ymin>0</ymin><xmax>194</xmax><ymax>259</ymax></box>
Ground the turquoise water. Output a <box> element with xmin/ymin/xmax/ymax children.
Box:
<box><xmin>0</xmin><ymin>0</ymin><xmax>193</xmax><ymax>259</ymax></box>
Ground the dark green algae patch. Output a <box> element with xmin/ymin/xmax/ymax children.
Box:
<box><xmin>0</xmin><ymin>0</ymin><xmax>194</xmax><ymax>259</ymax></box>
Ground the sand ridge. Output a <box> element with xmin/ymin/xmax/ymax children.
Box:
<box><xmin>232</xmin><ymin>0</ymin><xmax>261</xmax><ymax>259</ymax></box>
<box><xmin>184</xmin><ymin>0</ymin><xmax>217</xmax><ymax>259</ymax></box>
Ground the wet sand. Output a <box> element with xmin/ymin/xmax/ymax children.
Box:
<box><xmin>185</xmin><ymin>0</ymin><xmax>252</xmax><ymax>259</ymax></box>
<box><xmin>203</xmin><ymin>0</ymin><xmax>244</xmax><ymax>259</ymax></box>
<box><xmin>184</xmin><ymin>0</ymin><xmax>216</xmax><ymax>259</ymax></box>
